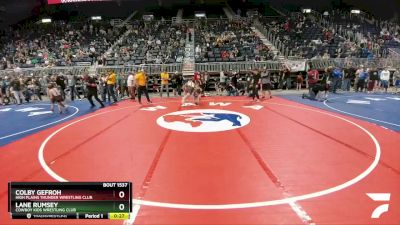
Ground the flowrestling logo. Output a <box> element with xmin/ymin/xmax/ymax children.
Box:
<box><xmin>157</xmin><ymin>109</ymin><xmax>250</xmax><ymax>132</ymax></box>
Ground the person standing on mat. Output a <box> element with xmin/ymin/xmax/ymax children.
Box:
<box><xmin>316</xmin><ymin>69</ymin><xmax>330</xmax><ymax>101</ymax></box>
<box><xmin>175</xmin><ymin>72</ymin><xmax>183</xmax><ymax>96</ymax></box>
<box><xmin>10</xmin><ymin>76</ymin><xmax>24</xmax><ymax>105</ymax></box>
<box><xmin>160</xmin><ymin>70</ymin><xmax>170</xmax><ymax>98</ymax></box>
<box><xmin>393</xmin><ymin>68</ymin><xmax>400</xmax><ymax>94</ymax></box>
<box><xmin>296</xmin><ymin>72</ymin><xmax>303</xmax><ymax>91</ymax></box>
<box><xmin>84</xmin><ymin>73</ymin><xmax>104</xmax><ymax>108</ymax></box>
<box><xmin>56</xmin><ymin>74</ymin><xmax>66</xmax><ymax>100</ymax></box>
<box><xmin>367</xmin><ymin>67</ymin><xmax>379</xmax><ymax>93</ymax></box>
<box><xmin>68</xmin><ymin>73</ymin><xmax>81</xmax><ymax>101</ymax></box>
<box><xmin>283</xmin><ymin>67</ymin><xmax>291</xmax><ymax>90</ymax></box>
<box><xmin>379</xmin><ymin>67</ymin><xmax>390</xmax><ymax>93</ymax></box>
<box><xmin>330</xmin><ymin>67</ymin><xmax>343</xmax><ymax>93</ymax></box>
<box><xmin>193</xmin><ymin>79</ymin><xmax>202</xmax><ymax>105</ymax></box>
<box><xmin>261</xmin><ymin>69</ymin><xmax>272</xmax><ymax>99</ymax></box>
<box><xmin>182</xmin><ymin>79</ymin><xmax>196</xmax><ymax>105</ymax></box>
<box><xmin>106</xmin><ymin>71</ymin><xmax>118</xmax><ymax>103</ymax></box>
<box><xmin>251</xmin><ymin>69</ymin><xmax>261</xmax><ymax>102</ymax></box>
<box><xmin>342</xmin><ymin>66</ymin><xmax>355</xmax><ymax>92</ymax></box>
<box><xmin>99</xmin><ymin>73</ymin><xmax>108</xmax><ymax>102</ymax></box>
<box><xmin>356</xmin><ymin>68</ymin><xmax>368</xmax><ymax>92</ymax></box>
<box><xmin>47</xmin><ymin>83</ymin><xmax>66</xmax><ymax>113</ymax></box>
<box><xmin>127</xmin><ymin>72</ymin><xmax>136</xmax><ymax>100</ymax></box>
<box><xmin>135</xmin><ymin>69</ymin><xmax>152</xmax><ymax>104</ymax></box>
<box><xmin>354</xmin><ymin>65</ymin><xmax>364</xmax><ymax>91</ymax></box>
<box><xmin>302</xmin><ymin>66</ymin><xmax>320</xmax><ymax>100</ymax></box>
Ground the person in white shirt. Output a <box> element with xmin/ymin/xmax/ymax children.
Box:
<box><xmin>195</xmin><ymin>45</ymin><xmax>201</xmax><ymax>58</ymax></box>
<box><xmin>379</xmin><ymin>68</ymin><xmax>390</xmax><ymax>93</ymax></box>
<box><xmin>127</xmin><ymin>72</ymin><xmax>136</xmax><ymax>100</ymax></box>
<box><xmin>219</xmin><ymin>70</ymin><xmax>226</xmax><ymax>85</ymax></box>
<box><xmin>218</xmin><ymin>71</ymin><xmax>226</xmax><ymax>95</ymax></box>
<box><xmin>322</xmin><ymin>52</ymin><xmax>330</xmax><ymax>59</ymax></box>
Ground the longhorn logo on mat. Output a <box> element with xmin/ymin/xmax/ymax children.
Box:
<box><xmin>157</xmin><ymin>109</ymin><xmax>250</xmax><ymax>132</ymax></box>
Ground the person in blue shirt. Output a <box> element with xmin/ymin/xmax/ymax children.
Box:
<box><xmin>356</xmin><ymin>69</ymin><xmax>369</xmax><ymax>92</ymax></box>
<box><xmin>330</xmin><ymin>67</ymin><xmax>343</xmax><ymax>93</ymax></box>
<box><xmin>367</xmin><ymin>52</ymin><xmax>374</xmax><ymax>59</ymax></box>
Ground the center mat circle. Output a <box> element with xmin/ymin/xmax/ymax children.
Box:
<box><xmin>39</xmin><ymin>98</ymin><xmax>380</xmax><ymax>209</ymax></box>
<box><xmin>157</xmin><ymin>109</ymin><xmax>250</xmax><ymax>132</ymax></box>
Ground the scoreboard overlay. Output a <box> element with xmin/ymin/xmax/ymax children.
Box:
<box><xmin>8</xmin><ymin>182</ymin><xmax>132</xmax><ymax>220</ymax></box>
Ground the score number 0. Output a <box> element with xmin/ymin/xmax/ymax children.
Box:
<box><xmin>118</xmin><ymin>191</ymin><xmax>126</xmax><ymax>211</ymax></box>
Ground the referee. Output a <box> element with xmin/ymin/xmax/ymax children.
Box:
<box><xmin>135</xmin><ymin>69</ymin><xmax>152</xmax><ymax>104</ymax></box>
<box><xmin>251</xmin><ymin>69</ymin><xmax>261</xmax><ymax>102</ymax></box>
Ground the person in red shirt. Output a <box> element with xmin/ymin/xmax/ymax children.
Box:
<box><xmin>193</xmin><ymin>71</ymin><xmax>200</xmax><ymax>82</ymax></box>
<box><xmin>302</xmin><ymin>66</ymin><xmax>320</xmax><ymax>100</ymax></box>
<box><xmin>307</xmin><ymin>67</ymin><xmax>320</xmax><ymax>87</ymax></box>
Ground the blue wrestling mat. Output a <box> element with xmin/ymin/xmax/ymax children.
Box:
<box><xmin>280</xmin><ymin>92</ymin><xmax>400</xmax><ymax>132</ymax></box>
<box><xmin>0</xmin><ymin>100</ymin><xmax>111</xmax><ymax>146</ymax></box>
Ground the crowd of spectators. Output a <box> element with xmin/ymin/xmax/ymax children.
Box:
<box><xmin>259</xmin><ymin>9</ymin><xmax>400</xmax><ymax>59</ymax></box>
<box><xmin>260</xmin><ymin>14</ymin><xmax>357</xmax><ymax>58</ymax></box>
<box><xmin>322</xmin><ymin>10</ymin><xmax>400</xmax><ymax>58</ymax></box>
<box><xmin>104</xmin><ymin>21</ymin><xmax>188</xmax><ymax>65</ymax></box>
<box><xmin>194</xmin><ymin>19</ymin><xmax>274</xmax><ymax>63</ymax></box>
<box><xmin>0</xmin><ymin>20</ymin><xmax>124</xmax><ymax>70</ymax></box>
<box><xmin>0</xmin><ymin>9</ymin><xmax>399</xmax><ymax>72</ymax></box>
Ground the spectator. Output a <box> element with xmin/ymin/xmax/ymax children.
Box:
<box><xmin>331</xmin><ymin>67</ymin><xmax>343</xmax><ymax>93</ymax></box>
<box><xmin>283</xmin><ymin>67</ymin><xmax>291</xmax><ymax>90</ymax></box>
<box><xmin>354</xmin><ymin>65</ymin><xmax>364</xmax><ymax>91</ymax></box>
<box><xmin>10</xmin><ymin>76</ymin><xmax>23</xmax><ymax>105</ymax></box>
<box><xmin>195</xmin><ymin>45</ymin><xmax>201</xmax><ymax>58</ymax></box>
<box><xmin>0</xmin><ymin>77</ymin><xmax>10</xmax><ymax>105</ymax></box>
<box><xmin>120</xmin><ymin>74</ymin><xmax>129</xmax><ymax>98</ymax></box>
<box><xmin>367</xmin><ymin>68</ymin><xmax>379</xmax><ymax>93</ymax></box>
<box><xmin>32</xmin><ymin>77</ymin><xmax>42</xmax><ymax>101</ymax></box>
<box><xmin>296</xmin><ymin>73</ymin><xmax>303</xmax><ymax>91</ymax></box>
<box><xmin>356</xmin><ymin>68</ymin><xmax>368</xmax><ymax>92</ymax></box>
<box><xmin>127</xmin><ymin>72</ymin><xmax>136</xmax><ymax>100</ymax></box>
<box><xmin>379</xmin><ymin>67</ymin><xmax>390</xmax><ymax>93</ymax></box>
<box><xmin>394</xmin><ymin>68</ymin><xmax>400</xmax><ymax>94</ymax></box>
<box><xmin>342</xmin><ymin>66</ymin><xmax>355</xmax><ymax>92</ymax></box>
<box><xmin>175</xmin><ymin>72</ymin><xmax>183</xmax><ymax>96</ymax></box>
